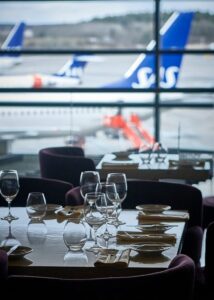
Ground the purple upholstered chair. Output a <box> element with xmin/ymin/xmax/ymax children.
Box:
<box><xmin>39</xmin><ymin>146</ymin><xmax>95</xmax><ymax>187</ymax></box>
<box><xmin>202</xmin><ymin>196</ymin><xmax>214</xmax><ymax>228</ymax></box>
<box><xmin>7</xmin><ymin>254</ymin><xmax>195</xmax><ymax>300</ymax></box>
<box><xmin>0</xmin><ymin>250</ymin><xmax>8</xmax><ymax>280</ymax></box>
<box><xmin>195</xmin><ymin>221</ymin><xmax>214</xmax><ymax>300</ymax></box>
<box><xmin>121</xmin><ymin>180</ymin><xmax>203</xmax><ymax>265</ymax></box>
<box><xmin>205</xmin><ymin>222</ymin><xmax>214</xmax><ymax>291</ymax></box>
<box><xmin>65</xmin><ymin>186</ymin><xmax>82</xmax><ymax>206</ymax></box>
<box><xmin>0</xmin><ymin>177</ymin><xmax>73</xmax><ymax>207</ymax></box>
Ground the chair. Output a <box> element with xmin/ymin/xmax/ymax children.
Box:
<box><xmin>39</xmin><ymin>146</ymin><xmax>95</xmax><ymax>187</ymax></box>
<box><xmin>65</xmin><ymin>186</ymin><xmax>83</xmax><ymax>206</ymax></box>
<box><xmin>123</xmin><ymin>180</ymin><xmax>203</xmax><ymax>265</ymax></box>
<box><xmin>7</xmin><ymin>254</ymin><xmax>195</xmax><ymax>300</ymax></box>
<box><xmin>0</xmin><ymin>250</ymin><xmax>8</xmax><ymax>280</ymax></box>
<box><xmin>194</xmin><ymin>221</ymin><xmax>214</xmax><ymax>300</ymax></box>
<box><xmin>202</xmin><ymin>195</ymin><xmax>214</xmax><ymax>228</ymax></box>
<box><xmin>0</xmin><ymin>177</ymin><xmax>73</xmax><ymax>207</ymax></box>
<box><xmin>124</xmin><ymin>179</ymin><xmax>203</xmax><ymax>227</ymax></box>
<box><xmin>203</xmin><ymin>221</ymin><xmax>214</xmax><ymax>299</ymax></box>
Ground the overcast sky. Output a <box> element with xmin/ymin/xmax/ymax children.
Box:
<box><xmin>0</xmin><ymin>1</ymin><xmax>214</xmax><ymax>25</ymax></box>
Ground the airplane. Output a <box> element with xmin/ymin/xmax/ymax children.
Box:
<box><xmin>0</xmin><ymin>54</ymin><xmax>97</xmax><ymax>88</ymax></box>
<box><xmin>0</xmin><ymin>11</ymin><xmax>193</xmax><ymax>91</ymax></box>
<box><xmin>103</xmin><ymin>11</ymin><xmax>194</xmax><ymax>89</ymax></box>
<box><xmin>0</xmin><ymin>22</ymin><xmax>26</xmax><ymax>73</ymax></box>
<box><xmin>0</xmin><ymin>12</ymin><xmax>194</xmax><ymax>153</ymax></box>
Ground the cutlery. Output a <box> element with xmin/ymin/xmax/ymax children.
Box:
<box><xmin>114</xmin><ymin>250</ymin><xmax>123</xmax><ymax>263</ymax></box>
<box><xmin>6</xmin><ymin>244</ymin><xmax>19</xmax><ymax>256</ymax></box>
<box><xmin>105</xmin><ymin>254</ymin><xmax>112</xmax><ymax>263</ymax></box>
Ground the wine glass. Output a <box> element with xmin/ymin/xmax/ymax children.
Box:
<box><xmin>80</xmin><ymin>171</ymin><xmax>100</xmax><ymax>240</ymax></box>
<box><xmin>0</xmin><ymin>170</ymin><xmax>19</xmax><ymax>221</ymax></box>
<box><xmin>96</xmin><ymin>182</ymin><xmax>118</xmax><ymax>240</ymax></box>
<box><xmin>138</xmin><ymin>143</ymin><xmax>153</xmax><ymax>164</ymax></box>
<box><xmin>106</xmin><ymin>173</ymin><xmax>127</xmax><ymax>226</ymax></box>
<box><xmin>80</xmin><ymin>171</ymin><xmax>100</xmax><ymax>200</ymax></box>
<box><xmin>84</xmin><ymin>192</ymin><xmax>106</xmax><ymax>253</ymax></box>
<box><xmin>152</xmin><ymin>142</ymin><xmax>168</xmax><ymax>163</ymax></box>
<box><xmin>26</xmin><ymin>192</ymin><xmax>47</xmax><ymax>221</ymax></box>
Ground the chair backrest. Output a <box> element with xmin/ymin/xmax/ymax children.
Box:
<box><xmin>0</xmin><ymin>250</ymin><xmax>8</xmax><ymax>280</ymax></box>
<box><xmin>0</xmin><ymin>177</ymin><xmax>73</xmax><ymax>207</ymax></box>
<box><xmin>205</xmin><ymin>221</ymin><xmax>214</xmax><ymax>289</ymax></box>
<box><xmin>7</xmin><ymin>254</ymin><xmax>195</xmax><ymax>300</ymax></box>
<box><xmin>65</xmin><ymin>186</ymin><xmax>82</xmax><ymax>206</ymax></box>
<box><xmin>39</xmin><ymin>147</ymin><xmax>95</xmax><ymax>187</ymax></box>
<box><xmin>40</xmin><ymin>146</ymin><xmax>85</xmax><ymax>157</ymax></box>
<box><xmin>123</xmin><ymin>179</ymin><xmax>203</xmax><ymax>227</ymax></box>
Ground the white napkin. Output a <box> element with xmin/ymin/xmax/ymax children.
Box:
<box><xmin>138</xmin><ymin>211</ymin><xmax>189</xmax><ymax>222</ymax></box>
<box><xmin>94</xmin><ymin>249</ymin><xmax>130</xmax><ymax>268</ymax></box>
<box><xmin>56</xmin><ymin>205</ymin><xmax>83</xmax><ymax>222</ymax></box>
<box><xmin>169</xmin><ymin>159</ymin><xmax>205</xmax><ymax>168</ymax></box>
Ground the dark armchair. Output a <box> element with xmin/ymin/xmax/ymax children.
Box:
<box><xmin>39</xmin><ymin>146</ymin><xmax>95</xmax><ymax>187</ymax></box>
<box><xmin>0</xmin><ymin>176</ymin><xmax>73</xmax><ymax>207</ymax></box>
<box><xmin>7</xmin><ymin>254</ymin><xmax>195</xmax><ymax>300</ymax></box>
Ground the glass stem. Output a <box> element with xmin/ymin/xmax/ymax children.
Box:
<box><xmin>8</xmin><ymin>199</ymin><xmax>12</xmax><ymax>216</ymax></box>
<box><xmin>93</xmin><ymin>228</ymin><xmax>98</xmax><ymax>246</ymax></box>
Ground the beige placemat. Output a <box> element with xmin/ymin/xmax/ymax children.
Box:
<box><xmin>116</xmin><ymin>231</ymin><xmax>176</xmax><ymax>244</ymax></box>
<box><xmin>138</xmin><ymin>211</ymin><xmax>189</xmax><ymax>222</ymax></box>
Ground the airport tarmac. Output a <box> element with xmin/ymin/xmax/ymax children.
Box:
<box><xmin>0</xmin><ymin>55</ymin><xmax>214</xmax><ymax>155</ymax></box>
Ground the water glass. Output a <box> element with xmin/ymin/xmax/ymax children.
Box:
<box><xmin>63</xmin><ymin>219</ymin><xmax>87</xmax><ymax>251</ymax></box>
<box><xmin>26</xmin><ymin>192</ymin><xmax>47</xmax><ymax>220</ymax></box>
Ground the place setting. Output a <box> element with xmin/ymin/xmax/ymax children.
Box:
<box><xmin>94</xmin><ymin>248</ymin><xmax>131</xmax><ymax>268</ymax></box>
<box><xmin>136</xmin><ymin>204</ymin><xmax>190</xmax><ymax>222</ymax></box>
<box><xmin>127</xmin><ymin>223</ymin><xmax>177</xmax><ymax>234</ymax></box>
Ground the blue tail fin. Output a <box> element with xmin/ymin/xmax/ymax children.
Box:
<box><xmin>1</xmin><ymin>22</ymin><xmax>26</xmax><ymax>55</ymax></box>
<box><xmin>104</xmin><ymin>12</ymin><xmax>194</xmax><ymax>89</ymax></box>
<box><xmin>55</xmin><ymin>55</ymin><xmax>89</xmax><ymax>82</ymax></box>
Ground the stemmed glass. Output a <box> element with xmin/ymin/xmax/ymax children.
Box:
<box><xmin>96</xmin><ymin>182</ymin><xmax>117</xmax><ymax>240</ymax></box>
<box><xmin>80</xmin><ymin>171</ymin><xmax>100</xmax><ymax>200</ymax></box>
<box><xmin>138</xmin><ymin>143</ymin><xmax>153</xmax><ymax>164</ymax></box>
<box><xmin>0</xmin><ymin>170</ymin><xmax>19</xmax><ymax>221</ymax></box>
<box><xmin>152</xmin><ymin>142</ymin><xmax>168</xmax><ymax>163</ymax></box>
<box><xmin>80</xmin><ymin>171</ymin><xmax>100</xmax><ymax>240</ymax></box>
<box><xmin>106</xmin><ymin>173</ymin><xmax>127</xmax><ymax>226</ymax></box>
<box><xmin>84</xmin><ymin>192</ymin><xmax>106</xmax><ymax>253</ymax></box>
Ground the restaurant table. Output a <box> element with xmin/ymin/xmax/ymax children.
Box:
<box><xmin>0</xmin><ymin>207</ymin><xmax>187</xmax><ymax>278</ymax></box>
<box><xmin>96</xmin><ymin>153</ymin><xmax>213</xmax><ymax>184</ymax></box>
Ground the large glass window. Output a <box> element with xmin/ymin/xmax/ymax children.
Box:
<box><xmin>0</xmin><ymin>0</ymin><xmax>213</xmax><ymax>158</ymax></box>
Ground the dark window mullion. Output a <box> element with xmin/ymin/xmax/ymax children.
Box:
<box><xmin>154</xmin><ymin>0</ymin><xmax>160</xmax><ymax>142</ymax></box>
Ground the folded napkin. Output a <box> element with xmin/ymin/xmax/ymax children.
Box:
<box><xmin>169</xmin><ymin>159</ymin><xmax>205</xmax><ymax>168</ymax></box>
<box><xmin>116</xmin><ymin>231</ymin><xmax>176</xmax><ymax>245</ymax></box>
<box><xmin>56</xmin><ymin>205</ymin><xmax>83</xmax><ymax>222</ymax></box>
<box><xmin>138</xmin><ymin>211</ymin><xmax>189</xmax><ymax>222</ymax></box>
<box><xmin>102</xmin><ymin>162</ymin><xmax>139</xmax><ymax>170</ymax></box>
<box><xmin>94</xmin><ymin>249</ymin><xmax>130</xmax><ymax>268</ymax></box>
